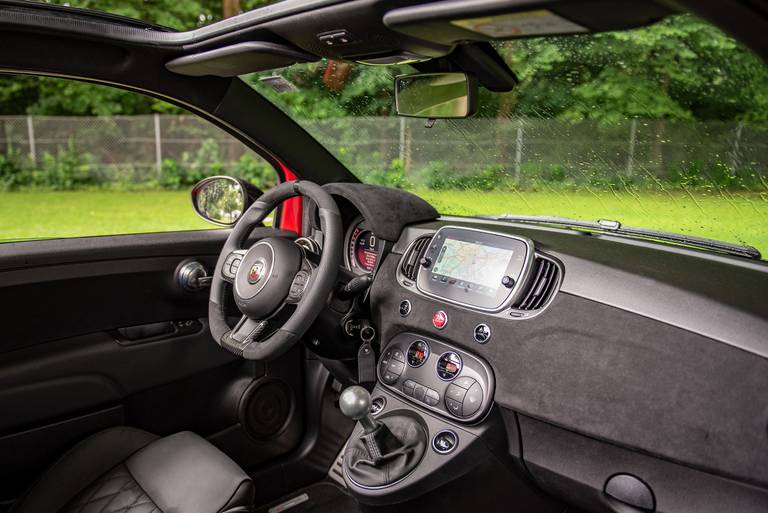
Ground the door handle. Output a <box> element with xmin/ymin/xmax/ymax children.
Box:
<box><xmin>114</xmin><ymin>319</ymin><xmax>203</xmax><ymax>346</ymax></box>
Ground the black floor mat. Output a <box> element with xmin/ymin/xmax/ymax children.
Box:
<box><xmin>255</xmin><ymin>481</ymin><xmax>361</xmax><ymax>513</ymax></box>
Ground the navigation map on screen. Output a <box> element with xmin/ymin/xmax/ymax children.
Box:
<box><xmin>431</xmin><ymin>239</ymin><xmax>514</xmax><ymax>289</ymax></box>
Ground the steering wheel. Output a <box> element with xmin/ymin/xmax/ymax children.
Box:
<box><xmin>208</xmin><ymin>180</ymin><xmax>342</xmax><ymax>360</ymax></box>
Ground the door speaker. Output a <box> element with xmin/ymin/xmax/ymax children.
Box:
<box><xmin>240</xmin><ymin>379</ymin><xmax>293</xmax><ymax>439</ymax></box>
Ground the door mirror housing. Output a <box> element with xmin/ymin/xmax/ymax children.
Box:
<box><xmin>191</xmin><ymin>176</ymin><xmax>261</xmax><ymax>226</ymax></box>
<box><xmin>395</xmin><ymin>72</ymin><xmax>478</xmax><ymax>118</ymax></box>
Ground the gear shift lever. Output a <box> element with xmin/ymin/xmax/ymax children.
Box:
<box><xmin>340</xmin><ymin>385</ymin><xmax>378</xmax><ymax>434</ymax></box>
<box><xmin>340</xmin><ymin>386</ymin><xmax>428</xmax><ymax>488</ymax></box>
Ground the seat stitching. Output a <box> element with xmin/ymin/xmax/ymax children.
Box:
<box><xmin>90</xmin><ymin>475</ymin><xmax>134</xmax><ymax>513</ymax></box>
<box><xmin>109</xmin><ymin>500</ymin><xmax>156</xmax><ymax>513</ymax></box>
<box><xmin>66</xmin><ymin>474</ymin><xmax>133</xmax><ymax>508</ymax></box>
<box><xmin>108</xmin><ymin>483</ymin><xmax>147</xmax><ymax>513</ymax></box>
<box><xmin>68</xmin><ymin>472</ymin><xmax>125</xmax><ymax>511</ymax></box>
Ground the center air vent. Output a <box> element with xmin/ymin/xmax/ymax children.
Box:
<box><xmin>511</xmin><ymin>256</ymin><xmax>561</xmax><ymax>312</ymax></box>
<box><xmin>400</xmin><ymin>235</ymin><xmax>431</xmax><ymax>281</ymax></box>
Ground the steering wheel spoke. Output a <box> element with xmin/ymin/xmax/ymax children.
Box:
<box><xmin>285</xmin><ymin>258</ymin><xmax>315</xmax><ymax>305</ymax></box>
<box><xmin>219</xmin><ymin>315</ymin><xmax>268</xmax><ymax>356</ymax></box>
<box><xmin>230</xmin><ymin>315</ymin><xmax>268</xmax><ymax>343</ymax></box>
<box><xmin>220</xmin><ymin>249</ymin><xmax>247</xmax><ymax>283</ymax></box>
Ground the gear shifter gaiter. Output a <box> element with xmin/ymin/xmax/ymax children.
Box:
<box><xmin>343</xmin><ymin>415</ymin><xmax>427</xmax><ymax>488</ymax></box>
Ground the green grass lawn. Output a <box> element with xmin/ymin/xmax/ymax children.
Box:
<box><xmin>1</xmin><ymin>189</ymin><xmax>766</xmax><ymax>258</ymax></box>
<box><xmin>0</xmin><ymin>191</ymin><xmax>215</xmax><ymax>241</ymax></box>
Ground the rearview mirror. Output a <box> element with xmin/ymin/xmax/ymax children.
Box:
<box><xmin>395</xmin><ymin>72</ymin><xmax>477</xmax><ymax>118</ymax></box>
<box><xmin>191</xmin><ymin>176</ymin><xmax>256</xmax><ymax>226</ymax></box>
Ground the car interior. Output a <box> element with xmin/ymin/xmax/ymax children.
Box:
<box><xmin>0</xmin><ymin>0</ymin><xmax>767</xmax><ymax>512</ymax></box>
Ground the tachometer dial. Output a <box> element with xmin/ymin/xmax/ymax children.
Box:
<box><xmin>346</xmin><ymin>218</ymin><xmax>380</xmax><ymax>274</ymax></box>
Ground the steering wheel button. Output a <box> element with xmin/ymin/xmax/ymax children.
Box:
<box><xmin>391</xmin><ymin>348</ymin><xmax>405</xmax><ymax>362</ymax></box>
<box><xmin>446</xmin><ymin>383</ymin><xmax>467</xmax><ymax>402</ymax></box>
<box><xmin>403</xmin><ymin>379</ymin><xmax>416</xmax><ymax>396</ymax></box>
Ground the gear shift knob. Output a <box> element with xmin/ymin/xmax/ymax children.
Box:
<box><xmin>340</xmin><ymin>386</ymin><xmax>378</xmax><ymax>433</ymax></box>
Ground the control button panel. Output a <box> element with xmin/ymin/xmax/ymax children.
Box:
<box><xmin>377</xmin><ymin>332</ymin><xmax>494</xmax><ymax>423</ymax></box>
<box><xmin>378</xmin><ymin>347</ymin><xmax>405</xmax><ymax>385</ymax></box>
<box><xmin>402</xmin><ymin>379</ymin><xmax>441</xmax><ymax>407</ymax></box>
<box><xmin>446</xmin><ymin>378</ymin><xmax>484</xmax><ymax>418</ymax></box>
<box><xmin>221</xmin><ymin>250</ymin><xmax>247</xmax><ymax>280</ymax></box>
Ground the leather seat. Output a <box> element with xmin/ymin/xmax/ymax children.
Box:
<box><xmin>10</xmin><ymin>427</ymin><xmax>254</xmax><ymax>513</ymax></box>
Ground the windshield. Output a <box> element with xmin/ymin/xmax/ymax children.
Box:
<box><xmin>248</xmin><ymin>14</ymin><xmax>768</xmax><ymax>257</ymax></box>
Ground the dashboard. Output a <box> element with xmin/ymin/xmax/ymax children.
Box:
<box><xmin>315</xmin><ymin>182</ymin><xmax>768</xmax><ymax>513</ymax></box>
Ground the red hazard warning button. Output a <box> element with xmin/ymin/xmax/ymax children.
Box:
<box><xmin>432</xmin><ymin>310</ymin><xmax>448</xmax><ymax>330</ymax></box>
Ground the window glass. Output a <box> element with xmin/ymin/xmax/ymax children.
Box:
<box><xmin>247</xmin><ymin>14</ymin><xmax>768</xmax><ymax>258</ymax></box>
<box><xmin>0</xmin><ymin>75</ymin><xmax>277</xmax><ymax>241</ymax></box>
<box><xmin>25</xmin><ymin>0</ymin><xmax>278</xmax><ymax>30</ymax></box>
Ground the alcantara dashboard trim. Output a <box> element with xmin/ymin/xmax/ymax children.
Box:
<box><xmin>394</xmin><ymin>216</ymin><xmax>768</xmax><ymax>360</ymax></box>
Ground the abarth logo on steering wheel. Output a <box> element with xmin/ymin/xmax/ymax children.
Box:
<box><xmin>248</xmin><ymin>261</ymin><xmax>266</xmax><ymax>284</ymax></box>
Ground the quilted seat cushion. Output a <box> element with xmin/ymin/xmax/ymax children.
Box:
<box><xmin>62</xmin><ymin>464</ymin><xmax>158</xmax><ymax>513</ymax></box>
<box><xmin>9</xmin><ymin>427</ymin><xmax>254</xmax><ymax>513</ymax></box>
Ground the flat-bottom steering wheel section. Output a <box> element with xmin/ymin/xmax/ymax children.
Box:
<box><xmin>208</xmin><ymin>180</ymin><xmax>343</xmax><ymax>361</ymax></box>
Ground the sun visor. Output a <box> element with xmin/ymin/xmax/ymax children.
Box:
<box><xmin>166</xmin><ymin>41</ymin><xmax>317</xmax><ymax>77</ymax></box>
<box><xmin>383</xmin><ymin>0</ymin><xmax>680</xmax><ymax>46</ymax></box>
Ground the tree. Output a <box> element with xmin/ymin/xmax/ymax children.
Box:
<box><xmin>222</xmin><ymin>0</ymin><xmax>240</xmax><ymax>19</ymax></box>
<box><xmin>494</xmin><ymin>15</ymin><xmax>768</xmax><ymax>122</ymax></box>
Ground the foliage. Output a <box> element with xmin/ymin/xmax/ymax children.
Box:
<box><xmin>421</xmin><ymin>162</ymin><xmax>508</xmax><ymax>191</ymax></box>
<box><xmin>0</xmin><ymin>147</ymin><xmax>27</xmax><ymax>191</ymax></box>
<box><xmin>485</xmin><ymin>15</ymin><xmax>768</xmax><ymax>123</ymax></box>
<box><xmin>360</xmin><ymin>159</ymin><xmax>409</xmax><ymax>189</ymax></box>
<box><xmin>159</xmin><ymin>141</ymin><xmax>276</xmax><ymax>190</ymax></box>
<box><xmin>37</xmin><ymin>142</ymin><xmax>99</xmax><ymax>190</ymax></box>
<box><xmin>233</xmin><ymin>153</ymin><xmax>278</xmax><ymax>189</ymax></box>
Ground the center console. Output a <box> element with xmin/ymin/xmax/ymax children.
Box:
<box><xmin>340</xmin><ymin>226</ymin><xmax>563</xmax><ymax>513</ymax></box>
<box><xmin>377</xmin><ymin>333</ymin><xmax>494</xmax><ymax>423</ymax></box>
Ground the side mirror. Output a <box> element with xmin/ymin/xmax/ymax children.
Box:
<box><xmin>395</xmin><ymin>72</ymin><xmax>478</xmax><ymax>118</ymax></box>
<box><xmin>191</xmin><ymin>176</ymin><xmax>261</xmax><ymax>226</ymax></box>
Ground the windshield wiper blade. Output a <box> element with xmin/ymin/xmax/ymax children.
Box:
<box><xmin>484</xmin><ymin>215</ymin><xmax>762</xmax><ymax>260</ymax></box>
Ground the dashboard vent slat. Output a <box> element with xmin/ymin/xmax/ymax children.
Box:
<box><xmin>400</xmin><ymin>235</ymin><xmax>431</xmax><ymax>281</ymax></box>
<box><xmin>512</xmin><ymin>256</ymin><xmax>560</xmax><ymax>312</ymax></box>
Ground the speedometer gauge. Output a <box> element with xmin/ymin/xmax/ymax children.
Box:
<box><xmin>346</xmin><ymin>217</ymin><xmax>381</xmax><ymax>274</ymax></box>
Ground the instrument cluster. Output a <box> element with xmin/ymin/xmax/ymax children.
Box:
<box><xmin>345</xmin><ymin>215</ymin><xmax>383</xmax><ymax>275</ymax></box>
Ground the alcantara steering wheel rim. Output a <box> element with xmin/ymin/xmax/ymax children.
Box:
<box><xmin>208</xmin><ymin>180</ymin><xmax>342</xmax><ymax>361</ymax></box>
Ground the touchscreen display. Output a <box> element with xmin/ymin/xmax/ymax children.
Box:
<box><xmin>430</xmin><ymin>239</ymin><xmax>514</xmax><ymax>295</ymax></box>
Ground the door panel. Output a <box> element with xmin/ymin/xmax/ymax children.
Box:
<box><xmin>0</xmin><ymin>229</ymin><xmax>302</xmax><ymax>503</ymax></box>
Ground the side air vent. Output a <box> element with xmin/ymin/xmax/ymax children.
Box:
<box><xmin>400</xmin><ymin>235</ymin><xmax>431</xmax><ymax>281</ymax></box>
<box><xmin>511</xmin><ymin>255</ymin><xmax>561</xmax><ymax>312</ymax></box>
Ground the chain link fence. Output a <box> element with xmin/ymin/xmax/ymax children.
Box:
<box><xmin>304</xmin><ymin>117</ymin><xmax>768</xmax><ymax>187</ymax></box>
<box><xmin>1</xmin><ymin>115</ymin><xmax>767</xmax><ymax>189</ymax></box>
